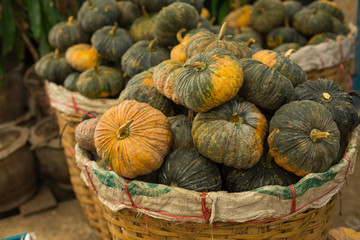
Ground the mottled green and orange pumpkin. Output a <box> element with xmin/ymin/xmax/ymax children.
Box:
<box><xmin>168</xmin><ymin>0</ymin><xmax>204</xmax><ymax>13</ymax></box>
<box><xmin>121</xmin><ymin>39</ymin><xmax>170</xmax><ymax>77</ymax></box>
<box><xmin>91</xmin><ymin>23</ymin><xmax>133</xmax><ymax>62</ymax></box>
<box><xmin>35</xmin><ymin>49</ymin><xmax>74</xmax><ymax>84</ymax></box>
<box><xmin>168</xmin><ymin>111</ymin><xmax>195</xmax><ymax>150</ymax></box>
<box><xmin>308</xmin><ymin>0</ymin><xmax>344</xmax><ymax>22</ymax></box>
<box><xmin>223</xmin><ymin>5</ymin><xmax>253</xmax><ymax>33</ymax></box>
<box><xmin>129</xmin><ymin>7</ymin><xmax>158</xmax><ymax>42</ymax></box>
<box><xmin>77</xmin><ymin>65</ymin><xmax>125</xmax><ymax>98</ymax></box>
<box><xmin>64</xmin><ymin>72</ymin><xmax>80</xmax><ymax>91</ymax></box>
<box><xmin>77</xmin><ymin>0</ymin><xmax>119</xmax><ymax>34</ymax></box>
<box><xmin>283</xmin><ymin>0</ymin><xmax>303</xmax><ymax>22</ymax></box>
<box><xmin>116</xmin><ymin>1</ymin><xmax>141</xmax><ymax>28</ymax></box>
<box><xmin>234</xmin><ymin>26</ymin><xmax>264</xmax><ymax>47</ymax></box>
<box><xmin>153</xmin><ymin>2</ymin><xmax>199</xmax><ymax>46</ymax></box>
<box><xmin>273</xmin><ymin>42</ymin><xmax>302</xmax><ymax>54</ymax></box>
<box><xmin>250</xmin><ymin>0</ymin><xmax>285</xmax><ymax>34</ymax></box>
<box><xmin>48</xmin><ymin>16</ymin><xmax>89</xmax><ymax>50</ymax></box>
<box><xmin>331</xmin><ymin>16</ymin><xmax>350</xmax><ymax>36</ymax></box>
<box><xmin>308</xmin><ymin>32</ymin><xmax>337</xmax><ymax>45</ymax></box>
<box><xmin>130</xmin><ymin>0</ymin><xmax>170</xmax><ymax>12</ymax></box>
<box><xmin>94</xmin><ymin>100</ymin><xmax>172</xmax><ymax>179</ymax></box>
<box><xmin>119</xmin><ymin>68</ymin><xmax>175</xmax><ymax>116</ymax></box>
<box><xmin>266</xmin><ymin>21</ymin><xmax>307</xmax><ymax>49</ymax></box>
<box><xmin>192</xmin><ymin>97</ymin><xmax>268</xmax><ymax>169</ymax></box>
<box><xmin>65</xmin><ymin>43</ymin><xmax>101</xmax><ymax>72</ymax></box>
<box><xmin>268</xmin><ymin>100</ymin><xmax>340</xmax><ymax>176</ymax></box>
<box><xmin>158</xmin><ymin>147</ymin><xmax>222</xmax><ymax>192</ymax></box>
<box><xmin>176</xmin><ymin>48</ymin><xmax>244</xmax><ymax>112</ymax></box>
<box><xmin>252</xmin><ymin>49</ymin><xmax>307</xmax><ymax>87</ymax></box>
<box><xmin>293</xmin><ymin>8</ymin><xmax>333</xmax><ymax>37</ymax></box>
<box><xmin>185</xmin><ymin>22</ymin><xmax>252</xmax><ymax>60</ymax></box>
<box><xmin>238</xmin><ymin>58</ymin><xmax>295</xmax><ymax>112</ymax></box>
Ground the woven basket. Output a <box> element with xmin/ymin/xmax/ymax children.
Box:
<box><xmin>103</xmin><ymin>196</ymin><xmax>336</xmax><ymax>240</ymax></box>
<box><xmin>54</xmin><ymin>109</ymin><xmax>110</xmax><ymax>240</ymax></box>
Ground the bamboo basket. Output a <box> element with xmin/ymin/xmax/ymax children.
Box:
<box><xmin>54</xmin><ymin>109</ymin><xmax>110</xmax><ymax>240</ymax></box>
<box><xmin>103</xmin><ymin>196</ymin><xmax>336</xmax><ymax>240</ymax></box>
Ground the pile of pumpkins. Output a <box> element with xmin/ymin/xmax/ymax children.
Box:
<box><xmin>36</xmin><ymin>0</ymin><xmax>359</xmax><ymax>193</ymax></box>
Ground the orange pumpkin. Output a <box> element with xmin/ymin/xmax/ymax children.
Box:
<box><xmin>94</xmin><ymin>100</ymin><xmax>172</xmax><ymax>179</ymax></box>
<box><xmin>224</xmin><ymin>5</ymin><xmax>253</xmax><ymax>33</ymax></box>
<box><xmin>65</xmin><ymin>43</ymin><xmax>100</xmax><ymax>72</ymax></box>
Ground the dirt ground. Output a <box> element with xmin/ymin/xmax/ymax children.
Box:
<box><xmin>1</xmin><ymin>147</ymin><xmax>360</xmax><ymax>239</ymax></box>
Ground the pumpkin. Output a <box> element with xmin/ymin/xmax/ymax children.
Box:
<box><xmin>91</xmin><ymin>23</ymin><xmax>133</xmax><ymax>62</ymax></box>
<box><xmin>48</xmin><ymin>16</ymin><xmax>89</xmax><ymax>50</ymax></box>
<box><xmin>234</xmin><ymin>26</ymin><xmax>264</xmax><ymax>47</ymax></box>
<box><xmin>238</xmin><ymin>58</ymin><xmax>295</xmax><ymax>112</ymax></box>
<box><xmin>119</xmin><ymin>69</ymin><xmax>175</xmax><ymax>117</ymax></box>
<box><xmin>121</xmin><ymin>39</ymin><xmax>170</xmax><ymax>77</ymax></box>
<box><xmin>116</xmin><ymin>1</ymin><xmax>141</xmax><ymax>28</ymax></box>
<box><xmin>130</xmin><ymin>0</ymin><xmax>169</xmax><ymax>12</ymax></box>
<box><xmin>167</xmin><ymin>0</ymin><xmax>204</xmax><ymax>13</ymax></box>
<box><xmin>226</xmin><ymin>149</ymin><xmax>299</xmax><ymax>192</ymax></box>
<box><xmin>252</xmin><ymin>49</ymin><xmax>307</xmax><ymax>87</ymax></box>
<box><xmin>295</xmin><ymin>78</ymin><xmax>359</xmax><ymax>142</ymax></box>
<box><xmin>77</xmin><ymin>0</ymin><xmax>119</xmax><ymax>34</ymax></box>
<box><xmin>250</xmin><ymin>0</ymin><xmax>285</xmax><ymax>34</ymax></box>
<box><xmin>331</xmin><ymin>16</ymin><xmax>350</xmax><ymax>36</ymax></box>
<box><xmin>192</xmin><ymin>97</ymin><xmax>268</xmax><ymax>169</ymax></box>
<box><xmin>176</xmin><ymin>48</ymin><xmax>244</xmax><ymax>112</ymax></box>
<box><xmin>249</xmin><ymin>43</ymin><xmax>263</xmax><ymax>55</ymax></box>
<box><xmin>185</xmin><ymin>22</ymin><xmax>252</xmax><ymax>60</ymax></box>
<box><xmin>77</xmin><ymin>65</ymin><xmax>125</xmax><ymax>98</ymax></box>
<box><xmin>266</xmin><ymin>20</ymin><xmax>307</xmax><ymax>49</ymax></box>
<box><xmin>273</xmin><ymin>42</ymin><xmax>302</xmax><ymax>54</ymax></box>
<box><xmin>65</xmin><ymin>43</ymin><xmax>101</xmax><ymax>72</ymax></box>
<box><xmin>200</xmin><ymin>8</ymin><xmax>211</xmax><ymax>20</ymax></box>
<box><xmin>64</xmin><ymin>72</ymin><xmax>80</xmax><ymax>91</ymax></box>
<box><xmin>210</xmin><ymin>25</ymin><xmax>234</xmax><ymax>35</ymax></box>
<box><xmin>223</xmin><ymin>5</ymin><xmax>253</xmax><ymax>33</ymax></box>
<box><xmin>35</xmin><ymin>49</ymin><xmax>74</xmax><ymax>84</ymax></box>
<box><xmin>153</xmin><ymin>2</ymin><xmax>199</xmax><ymax>46</ymax></box>
<box><xmin>308</xmin><ymin>32</ymin><xmax>337</xmax><ymax>45</ymax></box>
<box><xmin>153</xmin><ymin>59</ymin><xmax>182</xmax><ymax>105</ymax></box>
<box><xmin>158</xmin><ymin>147</ymin><xmax>222</xmax><ymax>192</ymax></box>
<box><xmin>94</xmin><ymin>100</ymin><xmax>172</xmax><ymax>179</ymax></box>
<box><xmin>75</xmin><ymin>112</ymin><xmax>102</xmax><ymax>152</ymax></box>
<box><xmin>283</xmin><ymin>0</ymin><xmax>303</xmax><ymax>22</ymax></box>
<box><xmin>308</xmin><ymin>0</ymin><xmax>344</xmax><ymax>22</ymax></box>
<box><xmin>197</xmin><ymin>17</ymin><xmax>213</xmax><ymax>31</ymax></box>
<box><xmin>293</xmin><ymin>8</ymin><xmax>333</xmax><ymax>37</ymax></box>
<box><xmin>168</xmin><ymin>111</ymin><xmax>195</xmax><ymax>150</ymax></box>
<box><xmin>129</xmin><ymin>7</ymin><xmax>158</xmax><ymax>42</ymax></box>
<box><xmin>268</xmin><ymin>100</ymin><xmax>340</xmax><ymax>176</ymax></box>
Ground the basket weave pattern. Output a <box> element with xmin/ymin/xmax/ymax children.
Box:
<box><xmin>102</xmin><ymin>196</ymin><xmax>336</xmax><ymax>240</ymax></box>
<box><xmin>54</xmin><ymin>109</ymin><xmax>110</xmax><ymax>240</ymax></box>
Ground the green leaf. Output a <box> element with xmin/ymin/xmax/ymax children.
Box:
<box><xmin>211</xmin><ymin>0</ymin><xmax>219</xmax><ymax>18</ymax></box>
<box><xmin>27</xmin><ymin>0</ymin><xmax>41</xmax><ymax>39</ymax></box>
<box><xmin>0</xmin><ymin>0</ymin><xmax>16</xmax><ymax>57</ymax></box>
<box><xmin>218</xmin><ymin>1</ymin><xmax>229</xmax><ymax>25</ymax></box>
<box><xmin>41</xmin><ymin>0</ymin><xmax>62</xmax><ymax>27</ymax></box>
<box><xmin>39</xmin><ymin>35</ymin><xmax>52</xmax><ymax>57</ymax></box>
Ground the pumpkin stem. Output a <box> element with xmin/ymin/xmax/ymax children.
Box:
<box><xmin>285</xmin><ymin>17</ymin><xmax>290</xmax><ymax>28</ymax></box>
<box><xmin>67</xmin><ymin>16</ymin><xmax>75</xmax><ymax>25</ymax></box>
<box><xmin>176</xmin><ymin>28</ymin><xmax>187</xmax><ymax>43</ymax></box>
<box><xmin>284</xmin><ymin>49</ymin><xmax>296</xmax><ymax>58</ymax></box>
<box><xmin>321</xmin><ymin>92</ymin><xmax>332</xmax><ymax>102</ymax></box>
<box><xmin>54</xmin><ymin>48</ymin><xmax>60</xmax><ymax>58</ymax></box>
<box><xmin>188</xmin><ymin>110</ymin><xmax>195</xmax><ymax>119</ymax></box>
<box><xmin>87</xmin><ymin>0</ymin><xmax>93</xmax><ymax>8</ymax></box>
<box><xmin>109</xmin><ymin>22</ymin><xmax>118</xmax><ymax>35</ymax></box>
<box><xmin>147</xmin><ymin>39</ymin><xmax>158</xmax><ymax>51</ymax></box>
<box><xmin>258</xmin><ymin>8</ymin><xmax>265</xmax><ymax>14</ymax></box>
<box><xmin>246</xmin><ymin>38</ymin><xmax>256</xmax><ymax>47</ymax></box>
<box><xmin>141</xmin><ymin>5</ymin><xmax>149</xmax><ymax>18</ymax></box>
<box><xmin>310</xmin><ymin>129</ymin><xmax>330</xmax><ymax>143</ymax></box>
<box><xmin>218</xmin><ymin>21</ymin><xmax>228</xmax><ymax>40</ymax></box>
<box><xmin>209</xmin><ymin>16</ymin><xmax>216</xmax><ymax>25</ymax></box>
<box><xmin>183</xmin><ymin>61</ymin><xmax>206</xmax><ymax>71</ymax></box>
<box><xmin>116</xmin><ymin>119</ymin><xmax>133</xmax><ymax>140</ymax></box>
<box><xmin>229</xmin><ymin>112</ymin><xmax>244</xmax><ymax>124</ymax></box>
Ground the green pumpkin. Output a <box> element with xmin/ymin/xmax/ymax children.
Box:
<box><xmin>158</xmin><ymin>147</ymin><xmax>222</xmax><ymax>192</ymax></box>
<box><xmin>308</xmin><ymin>0</ymin><xmax>344</xmax><ymax>22</ymax></box>
<box><xmin>234</xmin><ymin>27</ymin><xmax>264</xmax><ymax>47</ymax></box>
<box><xmin>77</xmin><ymin>0</ymin><xmax>119</xmax><ymax>34</ymax></box>
<box><xmin>273</xmin><ymin>42</ymin><xmax>302</xmax><ymax>54</ymax></box>
<box><xmin>116</xmin><ymin>1</ymin><xmax>141</xmax><ymax>28</ymax></box>
<box><xmin>250</xmin><ymin>0</ymin><xmax>285</xmax><ymax>34</ymax></box>
<box><xmin>185</xmin><ymin>23</ymin><xmax>251</xmax><ymax>60</ymax></box>
<box><xmin>266</xmin><ymin>25</ymin><xmax>307</xmax><ymax>49</ymax></box>
<box><xmin>268</xmin><ymin>100</ymin><xmax>340</xmax><ymax>176</ymax></box>
<box><xmin>192</xmin><ymin>97</ymin><xmax>268</xmax><ymax>169</ymax></box>
<box><xmin>153</xmin><ymin>2</ymin><xmax>199</xmax><ymax>46</ymax></box>
<box><xmin>77</xmin><ymin>65</ymin><xmax>125</xmax><ymax>98</ymax></box>
<box><xmin>295</xmin><ymin>78</ymin><xmax>359</xmax><ymax>142</ymax></box>
<box><xmin>168</xmin><ymin>112</ymin><xmax>194</xmax><ymax>150</ymax></box>
<box><xmin>91</xmin><ymin>23</ymin><xmax>133</xmax><ymax>62</ymax></box>
<box><xmin>35</xmin><ymin>49</ymin><xmax>74</xmax><ymax>84</ymax></box>
<box><xmin>130</xmin><ymin>0</ymin><xmax>170</xmax><ymax>12</ymax></box>
<box><xmin>283</xmin><ymin>0</ymin><xmax>303</xmax><ymax>22</ymax></box>
<box><xmin>197</xmin><ymin>17</ymin><xmax>213</xmax><ymax>31</ymax></box>
<box><xmin>119</xmin><ymin>68</ymin><xmax>174</xmax><ymax>116</ymax></box>
<box><xmin>64</xmin><ymin>72</ymin><xmax>80</xmax><ymax>91</ymax></box>
<box><xmin>226</xmin><ymin>150</ymin><xmax>299</xmax><ymax>192</ymax></box>
<box><xmin>176</xmin><ymin>48</ymin><xmax>243</xmax><ymax>112</ymax></box>
<box><xmin>293</xmin><ymin>8</ymin><xmax>333</xmax><ymax>37</ymax></box>
<box><xmin>238</xmin><ymin>58</ymin><xmax>295</xmax><ymax>112</ymax></box>
<box><xmin>331</xmin><ymin>16</ymin><xmax>350</xmax><ymax>36</ymax></box>
<box><xmin>308</xmin><ymin>32</ymin><xmax>337</xmax><ymax>45</ymax></box>
<box><xmin>48</xmin><ymin>16</ymin><xmax>89</xmax><ymax>50</ymax></box>
<box><xmin>129</xmin><ymin>7</ymin><xmax>158</xmax><ymax>42</ymax></box>
<box><xmin>252</xmin><ymin>49</ymin><xmax>307</xmax><ymax>87</ymax></box>
<box><xmin>167</xmin><ymin>0</ymin><xmax>203</xmax><ymax>13</ymax></box>
<box><xmin>121</xmin><ymin>39</ymin><xmax>170</xmax><ymax>77</ymax></box>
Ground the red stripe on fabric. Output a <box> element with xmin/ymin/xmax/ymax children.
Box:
<box><xmin>201</xmin><ymin>192</ymin><xmax>211</xmax><ymax>223</ymax></box>
<box><xmin>125</xmin><ymin>180</ymin><xmax>136</xmax><ymax>208</ymax></box>
<box><xmin>289</xmin><ymin>185</ymin><xmax>296</xmax><ymax>213</ymax></box>
<box><xmin>84</xmin><ymin>159</ymin><xmax>98</xmax><ymax>194</ymax></box>
<box><xmin>70</xmin><ymin>148</ymin><xmax>76</xmax><ymax>156</ymax></box>
<box><xmin>144</xmin><ymin>211</ymin><xmax>149</xmax><ymax>234</ymax></box>
<box><xmin>343</xmin><ymin>155</ymin><xmax>351</xmax><ymax>176</ymax></box>
<box><xmin>71</xmin><ymin>94</ymin><xmax>79</xmax><ymax>113</ymax></box>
